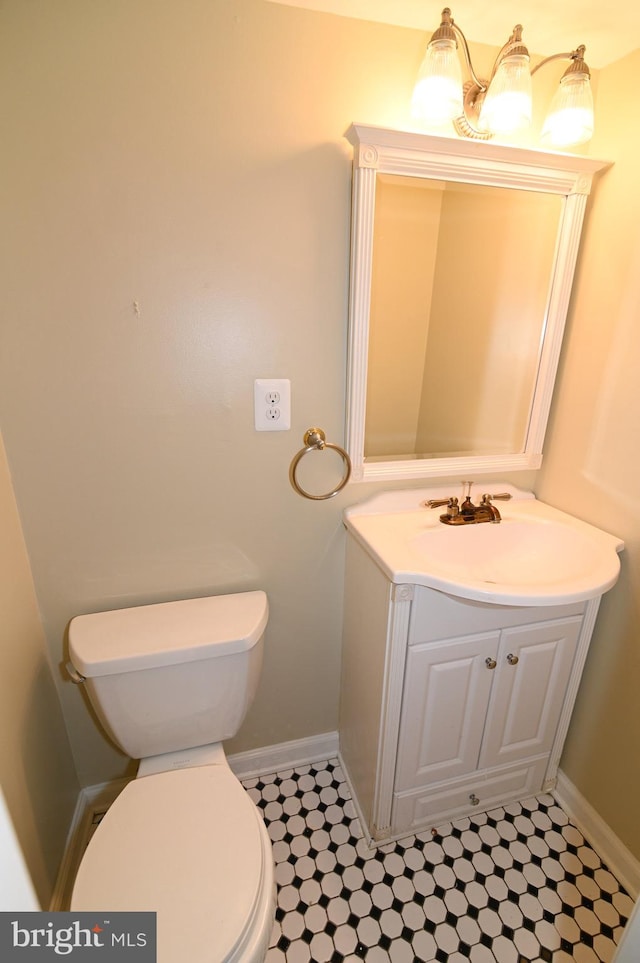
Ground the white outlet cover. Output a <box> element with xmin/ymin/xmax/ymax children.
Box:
<box><xmin>254</xmin><ymin>379</ymin><xmax>291</xmax><ymax>431</ymax></box>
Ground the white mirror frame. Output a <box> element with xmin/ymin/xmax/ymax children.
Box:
<box><xmin>345</xmin><ymin>124</ymin><xmax>610</xmax><ymax>483</ymax></box>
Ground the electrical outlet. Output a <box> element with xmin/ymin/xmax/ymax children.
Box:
<box><xmin>254</xmin><ymin>379</ymin><xmax>291</xmax><ymax>431</ymax></box>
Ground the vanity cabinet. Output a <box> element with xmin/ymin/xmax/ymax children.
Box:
<box><xmin>393</xmin><ymin>613</ymin><xmax>582</xmax><ymax>833</ymax></box>
<box><xmin>339</xmin><ymin>535</ymin><xmax>599</xmax><ymax>844</ymax></box>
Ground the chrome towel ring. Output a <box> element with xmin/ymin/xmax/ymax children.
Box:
<box><xmin>289</xmin><ymin>428</ymin><xmax>352</xmax><ymax>500</ymax></box>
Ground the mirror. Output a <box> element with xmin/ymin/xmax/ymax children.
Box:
<box><xmin>367</xmin><ymin>176</ymin><xmax>562</xmax><ymax>460</ymax></box>
<box><xmin>345</xmin><ymin>124</ymin><xmax>609</xmax><ymax>483</ymax></box>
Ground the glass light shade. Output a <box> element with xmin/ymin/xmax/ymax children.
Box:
<box><xmin>478</xmin><ymin>53</ymin><xmax>533</xmax><ymax>134</ymax></box>
<box><xmin>411</xmin><ymin>38</ymin><xmax>463</xmax><ymax>124</ymax></box>
<box><xmin>541</xmin><ymin>73</ymin><xmax>594</xmax><ymax>148</ymax></box>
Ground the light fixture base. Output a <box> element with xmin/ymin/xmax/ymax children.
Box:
<box><xmin>452</xmin><ymin>81</ymin><xmax>492</xmax><ymax>140</ymax></box>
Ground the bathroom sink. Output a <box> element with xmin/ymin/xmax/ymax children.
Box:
<box><xmin>344</xmin><ymin>487</ymin><xmax>623</xmax><ymax>605</ymax></box>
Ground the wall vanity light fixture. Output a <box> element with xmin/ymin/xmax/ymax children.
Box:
<box><xmin>411</xmin><ymin>7</ymin><xmax>594</xmax><ymax>148</ymax></box>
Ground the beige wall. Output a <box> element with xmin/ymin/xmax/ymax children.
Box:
<box><xmin>0</xmin><ymin>0</ymin><xmax>432</xmax><ymax>788</ymax></box>
<box><xmin>536</xmin><ymin>47</ymin><xmax>640</xmax><ymax>858</ymax></box>
<box><xmin>0</xmin><ymin>433</ymin><xmax>79</xmax><ymax>907</ymax></box>
<box><xmin>0</xmin><ymin>0</ymin><xmax>638</xmax><ymax>866</ymax></box>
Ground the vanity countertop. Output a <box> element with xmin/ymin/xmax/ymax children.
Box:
<box><xmin>344</xmin><ymin>486</ymin><xmax>624</xmax><ymax>606</ymax></box>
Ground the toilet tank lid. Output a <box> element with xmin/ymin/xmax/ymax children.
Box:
<box><xmin>68</xmin><ymin>591</ymin><xmax>268</xmax><ymax>677</ymax></box>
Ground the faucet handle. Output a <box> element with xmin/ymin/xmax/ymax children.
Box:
<box><xmin>422</xmin><ymin>495</ymin><xmax>458</xmax><ymax>508</ymax></box>
<box><xmin>424</xmin><ymin>496</ymin><xmax>460</xmax><ymax>518</ymax></box>
<box><xmin>481</xmin><ymin>492</ymin><xmax>512</xmax><ymax>502</ymax></box>
<box><xmin>424</xmin><ymin>496</ymin><xmax>454</xmax><ymax>509</ymax></box>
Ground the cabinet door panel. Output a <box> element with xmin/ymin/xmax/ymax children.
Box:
<box><xmin>479</xmin><ymin>617</ymin><xmax>582</xmax><ymax>769</ymax></box>
<box><xmin>395</xmin><ymin>634</ymin><xmax>499</xmax><ymax>791</ymax></box>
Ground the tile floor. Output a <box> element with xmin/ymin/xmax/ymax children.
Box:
<box><xmin>242</xmin><ymin>758</ymin><xmax>634</xmax><ymax>963</ymax></box>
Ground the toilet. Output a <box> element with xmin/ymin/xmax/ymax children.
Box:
<box><xmin>67</xmin><ymin>591</ymin><xmax>275</xmax><ymax>963</ymax></box>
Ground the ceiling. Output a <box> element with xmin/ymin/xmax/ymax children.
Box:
<box><xmin>265</xmin><ymin>0</ymin><xmax>640</xmax><ymax>68</ymax></box>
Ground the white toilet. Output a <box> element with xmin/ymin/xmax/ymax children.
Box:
<box><xmin>67</xmin><ymin>590</ymin><xmax>275</xmax><ymax>963</ymax></box>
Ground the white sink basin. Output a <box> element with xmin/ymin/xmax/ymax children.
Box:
<box><xmin>344</xmin><ymin>487</ymin><xmax>623</xmax><ymax>605</ymax></box>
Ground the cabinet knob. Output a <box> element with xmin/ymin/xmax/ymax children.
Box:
<box><xmin>469</xmin><ymin>794</ymin><xmax>480</xmax><ymax>806</ymax></box>
<box><xmin>506</xmin><ymin>653</ymin><xmax>519</xmax><ymax>665</ymax></box>
<box><xmin>485</xmin><ymin>657</ymin><xmax>497</xmax><ymax>669</ymax></box>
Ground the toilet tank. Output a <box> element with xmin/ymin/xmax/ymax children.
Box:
<box><xmin>68</xmin><ymin>591</ymin><xmax>268</xmax><ymax>760</ymax></box>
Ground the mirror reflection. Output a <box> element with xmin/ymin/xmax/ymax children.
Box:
<box><xmin>366</xmin><ymin>175</ymin><xmax>563</xmax><ymax>461</ymax></box>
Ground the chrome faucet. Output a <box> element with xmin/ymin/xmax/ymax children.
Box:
<box><xmin>424</xmin><ymin>482</ymin><xmax>511</xmax><ymax>525</ymax></box>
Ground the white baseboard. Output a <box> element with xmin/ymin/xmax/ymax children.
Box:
<box><xmin>56</xmin><ymin>744</ymin><xmax>637</xmax><ymax>916</ymax></box>
<box><xmin>228</xmin><ymin>731</ymin><xmax>339</xmax><ymax>781</ymax></box>
<box><xmin>554</xmin><ymin>769</ymin><xmax>640</xmax><ymax>899</ymax></box>
<box><xmin>49</xmin><ymin>778</ymin><xmax>130</xmax><ymax>911</ymax></box>
<box><xmin>337</xmin><ymin>751</ymin><xmax>376</xmax><ymax>848</ymax></box>
<box><xmin>51</xmin><ymin>733</ymin><xmax>340</xmax><ymax>908</ymax></box>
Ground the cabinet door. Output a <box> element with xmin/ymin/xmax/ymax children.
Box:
<box><xmin>395</xmin><ymin>633</ymin><xmax>499</xmax><ymax>791</ymax></box>
<box><xmin>479</xmin><ymin>617</ymin><xmax>582</xmax><ymax>770</ymax></box>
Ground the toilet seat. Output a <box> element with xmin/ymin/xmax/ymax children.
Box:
<box><xmin>71</xmin><ymin>765</ymin><xmax>275</xmax><ymax>963</ymax></box>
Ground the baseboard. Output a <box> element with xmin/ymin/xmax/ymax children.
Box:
<box><xmin>54</xmin><ymin>747</ymin><xmax>638</xmax><ymax>915</ymax></box>
<box><xmin>54</xmin><ymin>730</ymin><xmax>341</xmax><ymax>907</ymax></box>
<box><xmin>337</xmin><ymin>751</ymin><xmax>377</xmax><ymax>848</ymax></box>
<box><xmin>49</xmin><ymin>778</ymin><xmax>130</xmax><ymax>911</ymax></box>
<box><xmin>554</xmin><ymin>769</ymin><xmax>640</xmax><ymax>899</ymax></box>
<box><xmin>228</xmin><ymin>731</ymin><xmax>339</xmax><ymax>781</ymax></box>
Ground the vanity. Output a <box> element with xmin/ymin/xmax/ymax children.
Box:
<box><xmin>338</xmin><ymin>126</ymin><xmax>619</xmax><ymax>843</ymax></box>
<box><xmin>339</xmin><ymin>485</ymin><xmax>623</xmax><ymax>844</ymax></box>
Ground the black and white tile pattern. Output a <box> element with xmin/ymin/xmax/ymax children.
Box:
<box><xmin>242</xmin><ymin>759</ymin><xmax>633</xmax><ymax>963</ymax></box>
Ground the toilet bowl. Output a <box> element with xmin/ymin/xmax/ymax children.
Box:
<box><xmin>67</xmin><ymin>591</ymin><xmax>274</xmax><ymax>963</ymax></box>
<box><xmin>71</xmin><ymin>762</ymin><xmax>274</xmax><ymax>962</ymax></box>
